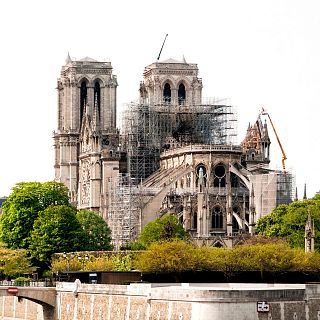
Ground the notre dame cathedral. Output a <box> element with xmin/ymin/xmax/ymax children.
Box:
<box><xmin>53</xmin><ymin>54</ymin><xmax>294</xmax><ymax>248</ymax></box>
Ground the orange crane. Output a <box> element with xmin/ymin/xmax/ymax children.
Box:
<box><xmin>260</xmin><ymin>108</ymin><xmax>287</xmax><ymax>174</ymax></box>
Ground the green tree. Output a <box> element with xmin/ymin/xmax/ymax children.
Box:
<box><xmin>0</xmin><ymin>242</ymin><xmax>35</xmax><ymax>278</ymax></box>
<box><xmin>133</xmin><ymin>240</ymin><xmax>320</xmax><ymax>274</ymax></box>
<box><xmin>137</xmin><ymin>215</ymin><xmax>190</xmax><ymax>247</ymax></box>
<box><xmin>256</xmin><ymin>195</ymin><xmax>320</xmax><ymax>250</ymax></box>
<box><xmin>29</xmin><ymin>205</ymin><xmax>84</xmax><ymax>264</ymax></box>
<box><xmin>76</xmin><ymin>210</ymin><xmax>113</xmax><ymax>251</ymax></box>
<box><xmin>134</xmin><ymin>240</ymin><xmax>201</xmax><ymax>273</ymax></box>
<box><xmin>0</xmin><ymin>182</ymin><xmax>70</xmax><ymax>249</ymax></box>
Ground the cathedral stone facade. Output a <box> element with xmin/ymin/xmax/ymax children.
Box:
<box><xmin>54</xmin><ymin>54</ymin><xmax>293</xmax><ymax>247</ymax></box>
<box><xmin>53</xmin><ymin>55</ymin><xmax>120</xmax><ymax>216</ymax></box>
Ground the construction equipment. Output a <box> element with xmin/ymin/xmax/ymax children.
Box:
<box><xmin>157</xmin><ymin>34</ymin><xmax>168</xmax><ymax>61</ymax></box>
<box><xmin>260</xmin><ymin>108</ymin><xmax>287</xmax><ymax>174</ymax></box>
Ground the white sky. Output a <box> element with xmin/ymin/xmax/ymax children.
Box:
<box><xmin>0</xmin><ymin>0</ymin><xmax>319</xmax><ymax>198</ymax></box>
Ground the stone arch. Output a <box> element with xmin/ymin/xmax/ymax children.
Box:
<box><xmin>78</xmin><ymin>77</ymin><xmax>90</xmax><ymax>87</ymax></box>
<box><xmin>93</xmin><ymin>79</ymin><xmax>102</xmax><ymax>117</ymax></box>
<box><xmin>212</xmin><ymin>240</ymin><xmax>224</xmax><ymax>248</ymax></box>
<box><xmin>142</xmin><ymin>165</ymin><xmax>194</xmax><ymax>226</ymax></box>
<box><xmin>94</xmin><ymin>161</ymin><xmax>101</xmax><ymax>179</ymax></box>
<box><xmin>210</xmin><ymin>237</ymin><xmax>226</xmax><ymax>248</ymax></box>
<box><xmin>161</xmin><ymin>77</ymin><xmax>175</xmax><ymax>90</ymax></box>
<box><xmin>176</xmin><ymin>77</ymin><xmax>191</xmax><ymax>90</ymax></box>
<box><xmin>177</xmin><ymin>80</ymin><xmax>189</xmax><ymax>105</ymax></box>
<box><xmin>178</xmin><ymin>82</ymin><xmax>186</xmax><ymax>105</ymax></box>
<box><xmin>232</xmin><ymin>210</ymin><xmax>243</xmax><ymax>229</ymax></box>
<box><xmin>163</xmin><ymin>82</ymin><xmax>172</xmax><ymax>103</ymax></box>
<box><xmin>92</xmin><ymin>77</ymin><xmax>106</xmax><ymax>87</ymax></box>
<box><xmin>0</xmin><ymin>287</ymin><xmax>57</xmax><ymax>320</ymax></box>
<box><xmin>161</xmin><ymin>78</ymin><xmax>175</xmax><ymax>100</ymax></box>
<box><xmin>229</xmin><ymin>163</ymin><xmax>250</xmax><ymax>189</ymax></box>
<box><xmin>211</xmin><ymin>205</ymin><xmax>224</xmax><ymax>229</ymax></box>
<box><xmin>78</xmin><ymin>78</ymin><xmax>89</xmax><ymax>124</ymax></box>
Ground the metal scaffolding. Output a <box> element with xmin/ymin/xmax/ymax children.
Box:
<box><xmin>107</xmin><ymin>174</ymin><xmax>141</xmax><ymax>249</ymax></box>
<box><xmin>250</xmin><ymin>170</ymin><xmax>295</xmax><ymax>219</ymax></box>
<box><xmin>121</xmin><ymin>98</ymin><xmax>238</xmax><ymax>183</ymax></box>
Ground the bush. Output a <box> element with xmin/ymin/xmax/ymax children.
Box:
<box><xmin>14</xmin><ymin>276</ymin><xmax>31</xmax><ymax>282</ymax></box>
<box><xmin>51</xmin><ymin>242</ymin><xmax>320</xmax><ymax>275</ymax></box>
<box><xmin>133</xmin><ymin>240</ymin><xmax>201</xmax><ymax>273</ymax></box>
<box><xmin>51</xmin><ymin>252</ymin><xmax>136</xmax><ymax>273</ymax></box>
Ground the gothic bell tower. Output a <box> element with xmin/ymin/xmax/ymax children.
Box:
<box><xmin>53</xmin><ymin>54</ymin><xmax>119</xmax><ymax>213</ymax></box>
<box><xmin>139</xmin><ymin>57</ymin><xmax>203</xmax><ymax>106</ymax></box>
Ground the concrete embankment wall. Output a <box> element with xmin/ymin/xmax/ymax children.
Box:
<box><xmin>3</xmin><ymin>282</ymin><xmax>320</xmax><ymax>319</ymax></box>
<box><xmin>0</xmin><ymin>295</ymin><xmax>43</xmax><ymax>319</ymax></box>
<box><xmin>55</xmin><ymin>282</ymin><xmax>320</xmax><ymax>320</ymax></box>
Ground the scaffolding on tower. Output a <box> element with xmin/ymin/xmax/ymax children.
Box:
<box><xmin>106</xmin><ymin>174</ymin><xmax>141</xmax><ymax>249</ymax></box>
<box><xmin>121</xmin><ymin>97</ymin><xmax>238</xmax><ymax>184</ymax></box>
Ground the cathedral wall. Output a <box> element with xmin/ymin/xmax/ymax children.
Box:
<box><xmin>249</xmin><ymin>173</ymin><xmax>277</xmax><ymax>219</ymax></box>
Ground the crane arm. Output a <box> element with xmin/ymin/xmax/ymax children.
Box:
<box><xmin>261</xmin><ymin>109</ymin><xmax>287</xmax><ymax>173</ymax></box>
<box><xmin>157</xmin><ymin>34</ymin><xmax>168</xmax><ymax>61</ymax></box>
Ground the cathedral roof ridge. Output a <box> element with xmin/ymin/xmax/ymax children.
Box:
<box><xmin>79</xmin><ymin>56</ymin><xmax>98</xmax><ymax>62</ymax></box>
<box><xmin>159</xmin><ymin>58</ymin><xmax>186</xmax><ymax>64</ymax></box>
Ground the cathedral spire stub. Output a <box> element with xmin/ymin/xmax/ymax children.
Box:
<box><xmin>305</xmin><ymin>209</ymin><xmax>315</xmax><ymax>252</ymax></box>
<box><xmin>303</xmin><ymin>183</ymin><xmax>307</xmax><ymax>200</ymax></box>
<box><xmin>65</xmin><ymin>52</ymin><xmax>72</xmax><ymax>65</ymax></box>
<box><xmin>262</xmin><ymin>119</ymin><xmax>270</xmax><ymax>141</ymax></box>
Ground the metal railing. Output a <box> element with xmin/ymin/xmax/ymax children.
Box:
<box><xmin>0</xmin><ymin>280</ymin><xmax>55</xmax><ymax>287</ymax></box>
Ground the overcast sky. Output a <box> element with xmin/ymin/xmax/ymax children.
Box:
<box><xmin>0</xmin><ymin>0</ymin><xmax>319</xmax><ymax>199</ymax></box>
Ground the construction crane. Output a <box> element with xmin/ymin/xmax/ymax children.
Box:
<box><xmin>260</xmin><ymin>108</ymin><xmax>287</xmax><ymax>174</ymax></box>
<box><xmin>157</xmin><ymin>34</ymin><xmax>168</xmax><ymax>61</ymax></box>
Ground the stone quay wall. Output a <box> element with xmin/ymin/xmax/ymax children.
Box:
<box><xmin>3</xmin><ymin>282</ymin><xmax>320</xmax><ymax>319</ymax></box>
<box><xmin>55</xmin><ymin>282</ymin><xmax>320</xmax><ymax>320</ymax></box>
<box><xmin>0</xmin><ymin>295</ymin><xmax>43</xmax><ymax>319</ymax></box>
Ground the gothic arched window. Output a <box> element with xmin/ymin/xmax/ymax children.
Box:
<box><xmin>163</xmin><ymin>83</ymin><xmax>171</xmax><ymax>103</ymax></box>
<box><xmin>94</xmin><ymin>81</ymin><xmax>101</xmax><ymax>118</ymax></box>
<box><xmin>80</xmin><ymin>81</ymin><xmax>87</xmax><ymax>123</ymax></box>
<box><xmin>213</xmin><ymin>163</ymin><xmax>226</xmax><ymax>188</ymax></box>
<box><xmin>211</xmin><ymin>206</ymin><xmax>223</xmax><ymax>229</ymax></box>
<box><xmin>178</xmin><ymin>83</ymin><xmax>186</xmax><ymax>105</ymax></box>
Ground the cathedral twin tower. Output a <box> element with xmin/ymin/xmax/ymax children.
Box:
<box><xmin>53</xmin><ymin>54</ymin><xmax>205</xmax><ymax>218</ymax></box>
<box><xmin>53</xmin><ymin>55</ymin><xmax>120</xmax><ymax>215</ymax></box>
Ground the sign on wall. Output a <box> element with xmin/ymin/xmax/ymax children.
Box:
<box><xmin>257</xmin><ymin>301</ymin><xmax>270</xmax><ymax>312</ymax></box>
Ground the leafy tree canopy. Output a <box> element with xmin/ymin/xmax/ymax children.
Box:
<box><xmin>76</xmin><ymin>210</ymin><xmax>113</xmax><ymax>251</ymax></box>
<box><xmin>134</xmin><ymin>240</ymin><xmax>201</xmax><ymax>273</ymax></box>
<box><xmin>133</xmin><ymin>239</ymin><xmax>320</xmax><ymax>274</ymax></box>
<box><xmin>137</xmin><ymin>215</ymin><xmax>190</xmax><ymax>248</ymax></box>
<box><xmin>0</xmin><ymin>242</ymin><xmax>35</xmax><ymax>278</ymax></box>
<box><xmin>29</xmin><ymin>205</ymin><xmax>85</xmax><ymax>264</ymax></box>
<box><xmin>256</xmin><ymin>195</ymin><xmax>320</xmax><ymax>250</ymax></box>
<box><xmin>0</xmin><ymin>182</ymin><xmax>70</xmax><ymax>249</ymax></box>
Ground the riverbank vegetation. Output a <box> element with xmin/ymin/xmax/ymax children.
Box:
<box><xmin>51</xmin><ymin>239</ymin><xmax>320</xmax><ymax>275</ymax></box>
<box><xmin>0</xmin><ymin>182</ymin><xmax>113</xmax><ymax>275</ymax></box>
<box><xmin>1</xmin><ymin>181</ymin><xmax>320</xmax><ymax>279</ymax></box>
